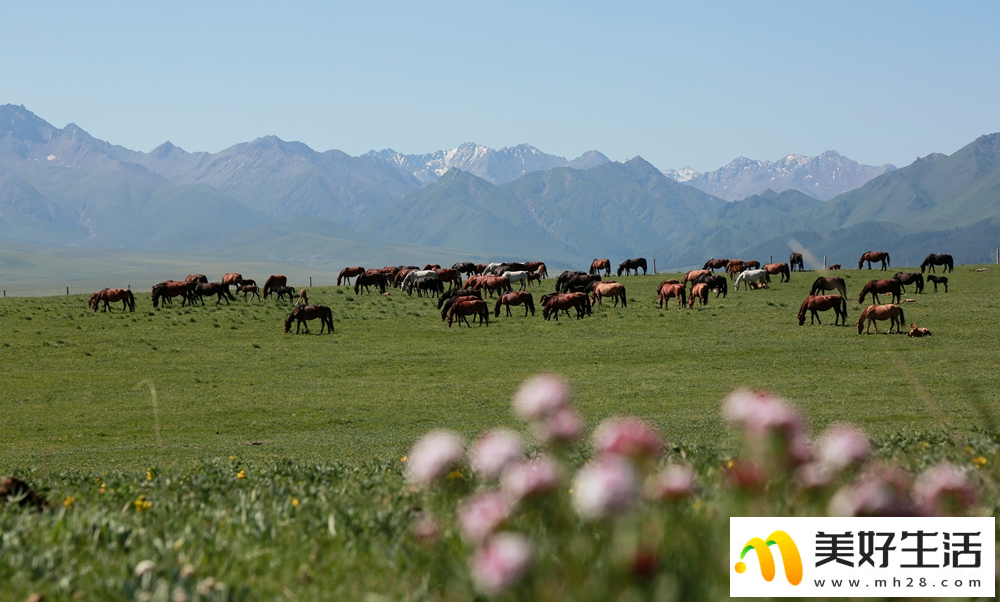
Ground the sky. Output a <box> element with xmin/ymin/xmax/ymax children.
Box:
<box><xmin>2</xmin><ymin>1</ymin><xmax>998</xmax><ymax>172</ymax></box>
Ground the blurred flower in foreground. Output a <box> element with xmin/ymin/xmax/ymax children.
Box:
<box><xmin>470</xmin><ymin>532</ymin><xmax>534</xmax><ymax>596</ymax></box>
<box><xmin>134</xmin><ymin>560</ymin><xmax>155</xmax><ymax>578</ymax></box>
<box><xmin>572</xmin><ymin>456</ymin><xmax>639</xmax><ymax>521</ymax></box>
<box><xmin>410</xmin><ymin>514</ymin><xmax>441</xmax><ymax>546</ymax></box>
<box><xmin>469</xmin><ymin>429</ymin><xmax>523</xmax><ymax>480</ymax></box>
<box><xmin>913</xmin><ymin>463</ymin><xmax>978</xmax><ymax>516</ymax></box>
<box><xmin>646</xmin><ymin>464</ymin><xmax>698</xmax><ymax>501</ymax></box>
<box><xmin>722</xmin><ymin>390</ymin><xmax>812</xmax><ymax>467</ymax></box>
<box><xmin>406</xmin><ymin>430</ymin><xmax>464</xmax><ymax>485</ymax></box>
<box><xmin>502</xmin><ymin>456</ymin><xmax>561</xmax><ymax>503</ymax></box>
<box><xmin>593</xmin><ymin>417</ymin><xmax>663</xmax><ymax>461</ymax></box>
<box><xmin>816</xmin><ymin>424</ymin><xmax>871</xmax><ymax>472</ymax></box>
<box><xmin>829</xmin><ymin>464</ymin><xmax>916</xmax><ymax>517</ymax></box>
<box><xmin>513</xmin><ymin>374</ymin><xmax>569</xmax><ymax>421</ymax></box>
<box><xmin>531</xmin><ymin>406</ymin><xmax>584</xmax><ymax>445</ymax></box>
<box><xmin>458</xmin><ymin>492</ymin><xmax>510</xmax><ymax>544</ymax></box>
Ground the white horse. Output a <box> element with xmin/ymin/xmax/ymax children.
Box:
<box><xmin>734</xmin><ymin>269</ymin><xmax>771</xmax><ymax>291</ymax></box>
<box><xmin>504</xmin><ymin>271</ymin><xmax>529</xmax><ymax>291</ymax></box>
<box><xmin>400</xmin><ymin>269</ymin><xmax>437</xmax><ymax>290</ymax></box>
<box><xmin>483</xmin><ymin>262</ymin><xmax>504</xmax><ymax>275</ymax></box>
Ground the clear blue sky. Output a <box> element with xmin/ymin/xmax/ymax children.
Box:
<box><xmin>2</xmin><ymin>1</ymin><xmax>998</xmax><ymax>171</ymax></box>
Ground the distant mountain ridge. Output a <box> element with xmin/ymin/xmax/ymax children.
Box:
<box><xmin>664</xmin><ymin>151</ymin><xmax>895</xmax><ymax>201</ymax></box>
<box><xmin>364</xmin><ymin>143</ymin><xmax>611</xmax><ymax>185</ymax></box>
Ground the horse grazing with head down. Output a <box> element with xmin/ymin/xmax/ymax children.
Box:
<box><xmin>682</xmin><ymin>270</ymin><xmax>710</xmax><ymax>286</ymax></box>
<box><xmin>657</xmin><ymin>282</ymin><xmax>686</xmax><ymax>309</ymax></box>
<box><xmin>448</xmin><ymin>298</ymin><xmax>489</xmax><ymax>328</ymax></box>
<box><xmin>858</xmin><ymin>251</ymin><xmax>890</xmax><ymax>270</ymax></box>
<box><xmin>590</xmin><ymin>259</ymin><xmax>611</xmax><ymax>276</ymax></box>
<box><xmin>563</xmin><ymin>273</ymin><xmax>601</xmax><ymax>293</ymax></box>
<box><xmin>284</xmin><ymin>305</ymin><xmax>334</xmax><ymax>334</ymax></box>
<box><xmin>797</xmin><ymin>295</ymin><xmax>847</xmax><ymax>326</ymax></box>
<box><xmin>789</xmin><ymin>252</ymin><xmax>804</xmax><ymax>271</ymax></box>
<box><xmin>810</xmin><ymin>276</ymin><xmax>847</xmax><ymax>298</ymax></box>
<box><xmin>694</xmin><ymin>273</ymin><xmax>728</xmax><ymax>298</ymax></box>
<box><xmin>590</xmin><ymin>282</ymin><xmax>627</xmax><ymax>308</ymax></box>
<box><xmin>617</xmin><ymin>258</ymin><xmax>647</xmax><ymax>276</ymax></box>
<box><xmin>762</xmin><ymin>262</ymin><xmax>790</xmax><ymax>283</ymax></box>
<box><xmin>703</xmin><ymin>258</ymin><xmax>729</xmax><ymax>271</ymax></box>
<box><xmin>858</xmin><ymin>279</ymin><xmax>901</xmax><ymax>305</ymax></box>
<box><xmin>892</xmin><ymin>272</ymin><xmax>924</xmax><ymax>294</ymax></box>
<box><xmin>494</xmin><ymin>291</ymin><xmax>535</xmax><ymax>317</ymax></box>
<box><xmin>927</xmin><ymin>275</ymin><xmax>948</xmax><ymax>293</ymax></box>
<box><xmin>542</xmin><ymin>292</ymin><xmax>590</xmax><ymax>320</ymax></box>
<box><xmin>857</xmin><ymin>304</ymin><xmax>905</xmax><ymax>334</ymax></box>
<box><xmin>555</xmin><ymin>271</ymin><xmax>586</xmax><ymax>292</ymax></box>
<box><xmin>920</xmin><ymin>253</ymin><xmax>953</xmax><ymax>273</ymax></box>
<box><xmin>151</xmin><ymin>280</ymin><xmax>195</xmax><ymax>308</ymax></box>
<box><xmin>355</xmin><ymin>271</ymin><xmax>387</xmax><ymax>295</ymax></box>
<box><xmin>263</xmin><ymin>275</ymin><xmax>288</xmax><ymax>299</ymax></box>
<box><xmin>734</xmin><ymin>269</ymin><xmax>770</xmax><ymax>291</ymax></box>
<box><xmin>452</xmin><ymin>262</ymin><xmax>477</xmax><ymax>276</ymax></box>
<box><xmin>688</xmin><ymin>283</ymin><xmax>708</xmax><ymax>308</ymax></box>
<box><xmin>337</xmin><ymin>267</ymin><xmax>365</xmax><ymax>286</ymax></box>
<box><xmin>90</xmin><ymin>288</ymin><xmax>135</xmax><ymax>312</ymax></box>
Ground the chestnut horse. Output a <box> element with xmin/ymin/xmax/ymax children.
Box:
<box><xmin>475</xmin><ymin>275</ymin><xmax>512</xmax><ymax>297</ymax></box>
<box><xmin>657</xmin><ymin>282</ymin><xmax>686</xmax><ymax>309</ymax></box>
<box><xmin>857</xmin><ymin>304</ymin><xmax>905</xmax><ymax>334</ymax></box>
<box><xmin>907</xmin><ymin>324</ymin><xmax>932</xmax><ymax>337</ymax></box>
<box><xmin>237</xmin><ymin>284</ymin><xmax>261</xmax><ymax>301</ymax></box>
<box><xmin>90</xmin><ymin>288</ymin><xmax>135</xmax><ymax>312</ymax></box>
<box><xmin>927</xmin><ymin>275</ymin><xmax>948</xmax><ymax>293</ymax></box>
<box><xmin>440</xmin><ymin>290</ymin><xmax>483</xmax><ymax>320</ymax></box>
<box><xmin>688</xmin><ymin>283</ymin><xmax>708</xmax><ymax>308</ymax></box>
<box><xmin>355</xmin><ymin>270</ymin><xmax>386</xmax><ymax>295</ymax></box>
<box><xmin>337</xmin><ymin>266</ymin><xmax>364</xmax><ymax>286</ymax></box>
<box><xmin>789</xmin><ymin>252</ymin><xmax>804</xmax><ymax>271</ymax></box>
<box><xmin>284</xmin><ymin>305</ymin><xmax>334</xmax><ymax>334</ymax></box>
<box><xmin>762</xmin><ymin>262</ymin><xmax>790</xmax><ymax>283</ymax></box>
<box><xmin>590</xmin><ymin>282</ymin><xmax>627</xmax><ymax>308</ymax></box>
<box><xmin>703</xmin><ymin>258</ymin><xmax>729</xmax><ymax>271</ymax></box>
<box><xmin>827</xmin><ymin>264</ymin><xmax>841</xmax><ymax>270</ymax></box>
<box><xmin>858</xmin><ymin>251</ymin><xmax>890</xmax><ymax>270</ymax></box>
<box><xmin>744</xmin><ymin>260</ymin><xmax>761</xmax><ymax>270</ymax></box>
<box><xmin>542</xmin><ymin>292</ymin><xmax>590</xmax><ymax>320</ymax></box>
<box><xmin>920</xmin><ymin>253</ymin><xmax>953</xmax><ymax>273</ymax></box>
<box><xmin>222</xmin><ymin>273</ymin><xmax>242</xmax><ymax>287</ymax></box>
<box><xmin>682</xmin><ymin>270</ymin><xmax>710</xmax><ymax>286</ymax></box>
<box><xmin>810</xmin><ymin>276</ymin><xmax>847</xmax><ymax>298</ymax></box>
<box><xmin>186</xmin><ymin>274</ymin><xmax>208</xmax><ymax>284</ymax></box>
<box><xmin>590</xmin><ymin>259</ymin><xmax>611</xmax><ymax>276</ymax></box>
<box><xmin>448</xmin><ymin>298</ymin><xmax>489</xmax><ymax>328</ymax></box>
<box><xmin>263</xmin><ymin>275</ymin><xmax>288</xmax><ymax>299</ymax></box>
<box><xmin>434</xmin><ymin>268</ymin><xmax>464</xmax><ymax>290</ymax></box>
<box><xmin>494</xmin><ymin>291</ymin><xmax>535</xmax><ymax>317</ymax></box>
<box><xmin>151</xmin><ymin>280</ymin><xmax>194</xmax><ymax>308</ymax></box>
<box><xmin>726</xmin><ymin>260</ymin><xmax>745</xmax><ymax>280</ymax></box>
<box><xmin>797</xmin><ymin>295</ymin><xmax>847</xmax><ymax>326</ymax></box>
<box><xmin>523</xmin><ymin>262</ymin><xmax>548</xmax><ymax>278</ymax></box>
<box><xmin>858</xmin><ymin>279</ymin><xmax>901</xmax><ymax>305</ymax></box>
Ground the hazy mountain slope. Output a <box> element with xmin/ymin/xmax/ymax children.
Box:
<box><xmin>0</xmin><ymin>169</ymin><xmax>89</xmax><ymax>244</ymax></box>
<box><xmin>671</xmin><ymin>151</ymin><xmax>895</xmax><ymax>201</ymax></box>
<box><xmin>364</xmin><ymin>143</ymin><xmax>611</xmax><ymax>185</ymax></box>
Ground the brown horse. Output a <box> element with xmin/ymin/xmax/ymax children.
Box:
<box><xmin>90</xmin><ymin>288</ymin><xmax>135</xmax><ymax>312</ymax></box>
<box><xmin>263</xmin><ymin>275</ymin><xmax>288</xmax><ymax>299</ymax></box>
<box><xmin>827</xmin><ymin>264</ymin><xmax>841</xmax><ymax>270</ymax></box>
<box><xmin>907</xmin><ymin>324</ymin><xmax>932</xmax><ymax>337</ymax></box>
<box><xmin>789</xmin><ymin>252</ymin><xmax>804</xmax><ymax>271</ymax></box>
<box><xmin>448</xmin><ymin>298</ymin><xmax>489</xmax><ymax>328</ymax></box>
<box><xmin>797</xmin><ymin>295</ymin><xmax>847</xmax><ymax>326</ymax></box>
<box><xmin>440</xmin><ymin>290</ymin><xmax>483</xmax><ymax>320</ymax></box>
<box><xmin>434</xmin><ymin>268</ymin><xmax>464</xmax><ymax>290</ymax></box>
<box><xmin>191</xmin><ymin>282</ymin><xmax>236</xmax><ymax>306</ymax></box>
<box><xmin>222</xmin><ymin>273</ymin><xmax>243</xmax><ymax>287</ymax></box>
<box><xmin>337</xmin><ymin>266</ymin><xmax>364</xmax><ymax>286</ymax></box>
<box><xmin>858</xmin><ymin>251</ymin><xmax>890</xmax><ymax>270</ymax></box>
<box><xmin>186</xmin><ymin>274</ymin><xmax>208</xmax><ymax>284</ymax></box>
<box><xmin>657</xmin><ymin>282</ymin><xmax>686</xmax><ymax>309</ymax></box>
<box><xmin>237</xmin><ymin>284</ymin><xmax>261</xmax><ymax>301</ymax></box>
<box><xmin>284</xmin><ymin>305</ymin><xmax>334</xmax><ymax>334</ymax></box>
<box><xmin>355</xmin><ymin>269</ymin><xmax>386</xmax><ymax>295</ymax></box>
<box><xmin>857</xmin><ymin>304</ymin><xmax>904</xmax><ymax>334</ymax></box>
<box><xmin>744</xmin><ymin>260</ymin><xmax>761</xmax><ymax>270</ymax></box>
<box><xmin>688</xmin><ymin>283</ymin><xmax>708</xmax><ymax>308</ymax></box>
<box><xmin>380</xmin><ymin>266</ymin><xmax>400</xmax><ymax>283</ymax></box>
<box><xmin>476</xmin><ymin>276</ymin><xmax>512</xmax><ymax>298</ymax></box>
<box><xmin>542</xmin><ymin>292</ymin><xmax>590</xmax><ymax>320</ymax></box>
<box><xmin>702</xmin><ymin>258</ymin><xmax>729</xmax><ymax>271</ymax></box>
<box><xmin>590</xmin><ymin>282</ymin><xmax>627</xmax><ymax>308</ymax></box>
<box><xmin>810</xmin><ymin>276</ymin><xmax>847</xmax><ymax>298</ymax></box>
<box><xmin>682</xmin><ymin>270</ymin><xmax>710</xmax><ymax>286</ymax></box>
<box><xmin>590</xmin><ymin>259</ymin><xmax>611</xmax><ymax>276</ymax></box>
<box><xmin>494</xmin><ymin>291</ymin><xmax>535</xmax><ymax>317</ymax></box>
<box><xmin>523</xmin><ymin>262</ymin><xmax>548</xmax><ymax>278</ymax></box>
<box><xmin>151</xmin><ymin>280</ymin><xmax>194</xmax><ymax>308</ymax></box>
<box><xmin>526</xmin><ymin>272</ymin><xmax>543</xmax><ymax>287</ymax></box>
<box><xmin>273</xmin><ymin>286</ymin><xmax>296</xmax><ymax>302</ymax></box>
<box><xmin>239</xmin><ymin>278</ymin><xmax>257</xmax><ymax>288</ymax></box>
<box><xmin>617</xmin><ymin>258</ymin><xmax>647</xmax><ymax>276</ymax></box>
<box><xmin>423</xmin><ymin>264</ymin><xmax>441</xmax><ymax>270</ymax></box>
<box><xmin>725</xmin><ymin>260</ymin><xmax>745</xmax><ymax>279</ymax></box>
<box><xmin>927</xmin><ymin>275</ymin><xmax>948</xmax><ymax>293</ymax></box>
<box><xmin>393</xmin><ymin>267</ymin><xmax>419</xmax><ymax>288</ymax></box>
<box><xmin>859</xmin><ymin>279</ymin><xmax>901</xmax><ymax>305</ymax></box>
<box><xmin>762</xmin><ymin>262</ymin><xmax>790</xmax><ymax>283</ymax></box>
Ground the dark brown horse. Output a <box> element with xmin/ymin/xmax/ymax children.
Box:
<box><xmin>590</xmin><ymin>259</ymin><xmax>611</xmax><ymax>276</ymax></box>
<box><xmin>239</xmin><ymin>278</ymin><xmax>257</xmax><ymax>288</ymax></box>
<box><xmin>797</xmin><ymin>295</ymin><xmax>847</xmax><ymax>326</ymax></box>
<box><xmin>452</xmin><ymin>262</ymin><xmax>476</xmax><ymax>276</ymax></box>
<box><xmin>858</xmin><ymin>251</ymin><xmax>890</xmax><ymax>270</ymax></box>
<box><xmin>810</xmin><ymin>276</ymin><xmax>847</xmax><ymax>298</ymax></box>
<box><xmin>703</xmin><ymin>258</ymin><xmax>729</xmax><ymax>271</ymax></box>
<box><xmin>762</xmin><ymin>262</ymin><xmax>790</xmax><ymax>282</ymax></box>
<box><xmin>337</xmin><ymin>266</ymin><xmax>364</xmax><ymax>286</ymax></box>
<box><xmin>355</xmin><ymin>270</ymin><xmax>386</xmax><ymax>295</ymax></box>
<box><xmin>858</xmin><ymin>279</ymin><xmax>902</xmax><ymax>305</ymax></box>
<box><xmin>273</xmin><ymin>286</ymin><xmax>296</xmax><ymax>302</ymax></box>
<box><xmin>726</xmin><ymin>260</ymin><xmax>745</xmax><ymax>280</ymax></box>
<box><xmin>542</xmin><ymin>292</ymin><xmax>590</xmax><ymax>320</ymax></box>
<box><xmin>185</xmin><ymin>274</ymin><xmax>208</xmax><ymax>284</ymax></box>
<box><xmin>263</xmin><ymin>275</ymin><xmax>288</xmax><ymax>299</ymax></box>
<box><xmin>192</xmin><ymin>282</ymin><xmax>236</xmax><ymax>305</ymax></box>
<box><xmin>423</xmin><ymin>264</ymin><xmax>441</xmax><ymax>271</ymax></box>
<box><xmin>151</xmin><ymin>280</ymin><xmax>195</xmax><ymax>308</ymax></box>
<box><xmin>744</xmin><ymin>260</ymin><xmax>761</xmax><ymax>270</ymax></box>
<box><xmin>237</xmin><ymin>284</ymin><xmax>261</xmax><ymax>301</ymax></box>
<box><xmin>89</xmin><ymin>288</ymin><xmax>135</xmax><ymax>312</ymax></box>
<box><xmin>657</xmin><ymin>282</ymin><xmax>686</xmax><ymax>309</ymax></box>
<box><xmin>617</xmin><ymin>258</ymin><xmax>647</xmax><ymax>276</ymax></box>
<box><xmin>693</xmin><ymin>274</ymin><xmax>728</xmax><ymax>298</ymax></box>
<box><xmin>920</xmin><ymin>253</ymin><xmax>953</xmax><ymax>273</ymax></box>
<box><xmin>555</xmin><ymin>271</ymin><xmax>586</xmax><ymax>292</ymax></box>
<box><xmin>494</xmin><ymin>291</ymin><xmax>535</xmax><ymax>317</ymax></box>
<box><xmin>563</xmin><ymin>273</ymin><xmax>601</xmax><ymax>293</ymax></box>
<box><xmin>434</xmin><ymin>268</ymin><xmax>464</xmax><ymax>290</ymax></box>
<box><xmin>523</xmin><ymin>262</ymin><xmax>548</xmax><ymax>278</ymax></box>
<box><xmin>222</xmin><ymin>273</ymin><xmax>243</xmax><ymax>287</ymax></box>
<box><xmin>892</xmin><ymin>272</ymin><xmax>924</xmax><ymax>294</ymax></box>
<box><xmin>688</xmin><ymin>283</ymin><xmax>708</xmax><ymax>308</ymax></box>
<box><xmin>284</xmin><ymin>305</ymin><xmax>334</xmax><ymax>334</ymax></box>
<box><xmin>827</xmin><ymin>264</ymin><xmax>841</xmax><ymax>270</ymax></box>
<box><xmin>927</xmin><ymin>275</ymin><xmax>948</xmax><ymax>293</ymax></box>
<box><xmin>440</xmin><ymin>290</ymin><xmax>483</xmax><ymax>320</ymax></box>
<box><xmin>448</xmin><ymin>298</ymin><xmax>489</xmax><ymax>328</ymax></box>
<box><xmin>789</xmin><ymin>252</ymin><xmax>804</xmax><ymax>271</ymax></box>
<box><xmin>857</xmin><ymin>304</ymin><xmax>904</xmax><ymax>334</ymax></box>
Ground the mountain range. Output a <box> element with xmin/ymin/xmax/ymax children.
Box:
<box><xmin>2</xmin><ymin>103</ymin><xmax>999</xmax><ymax>272</ymax></box>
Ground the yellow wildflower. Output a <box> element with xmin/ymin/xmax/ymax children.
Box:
<box><xmin>292</xmin><ymin>498</ymin><xmax>300</xmax><ymax>508</ymax></box>
<box><xmin>446</xmin><ymin>470</ymin><xmax>464</xmax><ymax>480</ymax></box>
<box><xmin>972</xmin><ymin>456</ymin><xmax>987</xmax><ymax>469</ymax></box>
<box><xmin>63</xmin><ymin>496</ymin><xmax>76</xmax><ymax>508</ymax></box>
<box><xmin>922</xmin><ymin>442</ymin><xmax>930</xmax><ymax>450</ymax></box>
<box><xmin>400</xmin><ymin>456</ymin><xmax>407</xmax><ymax>463</ymax></box>
<box><xmin>99</xmin><ymin>485</ymin><xmax>106</xmax><ymax>494</ymax></box>
<box><xmin>134</xmin><ymin>496</ymin><xmax>152</xmax><ymax>511</ymax></box>
<box><xmin>237</xmin><ymin>470</ymin><xmax>246</xmax><ymax>479</ymax></box>
<box><xmin>725</xmin><ymin>460</ymin><xmax>734</xmax><ymax>469</ymax></box>
<box><xmin>229</xmin><ymin>455</ymin><xmax>236</xmax><ymax>461</ymax></box>
<box><xmin>147</xmin><ymin>470</ymin><xmax>153</xmax><ymax>481</ymax></box>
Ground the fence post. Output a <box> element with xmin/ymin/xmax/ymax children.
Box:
<box><xmin>769</xmin><ymin>255</ymin><xmax>772</xmax><ymax>264</ymax></box>
<box><xmin>823</xmin><ymin>255</ymin><xmax>827</xmax><ymax>269</ymax></box>
<box><xmin>310</xmin><ymin>276</ymin><xmax>313</xmax><ymax>287</ymax></box>
<box><xmin>66</xmin><ymin>287</ymin><xmax>69</xmax><ymax>296</ymax></box>
<box><xmin>653</xmin><ymin>259</ymin><xmax>657</xmax><ymax>274</ymax></box>
<box><xmin>996</xmin><ymin>249</ymin><xmax>999</xmax><ymax>264</ymax></box>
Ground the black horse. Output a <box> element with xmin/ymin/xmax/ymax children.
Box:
<box><xmin>617</xmin><ymin>258</ymin><xmax>647</xmax><ymax>276</ymax></box>
<box><xmin>927</xmin><ymin>275</ymin><xmax>949</xmax><ymax>293</ymax></box>
<box><xmin>437</xmin><ymin>288</ymin><xmax>482</xmax><ymax>309</ymax></box>
<box><xmin>892</xmin><ymin>272</ymin><xmax>924</xmax><ymax>294</ymax></box>
<box><xmin>564</xmin><ymin>273</ymin><xmax>602</xmax><ymax>293</ymax></box>
<box><xmin>920</xmin><ymin>253</ymin><xmax>954</xmax><ymax>273</ymax></box>
<box><xmin>555</xmin><ymin>270</ymin><xmax>587</xmax><ymax>292</ymax></box>
<box><xmin>452</xmin><ymin>262</ymin><xmax>477</xmax><ymax>276</ymax></box>
<box><xmin>694</xmin><ymin>273</ymin><xmax>728</xmax><ymax>298</ymax></box>
<box><xmin>409</xmin><ymin>275</ymin><xmax>444</xmax><ymax>298</ymax></box>
<box><xmin>789</xmin><ymin>252</ymin><xmax>804</xmax><ymax>271</ymax></box>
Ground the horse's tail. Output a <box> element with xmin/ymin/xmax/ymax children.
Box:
<box><xmin>494</xmin><ymin>296</ymin><xmax>502</xmax><ymax>317</ymax></box>
<box><xmin>840</xmin><ymin>296</ymin><xmax>848</xmax><ymax>321</ymax></box>
<box><xmin>621</xmin><ymin>285</ymin><xmax>627</xmax><ymax>308</ymax></box>
<box><xmin>886</xmin><ymin>253</ymin><xmax>890</xmax><ymax>268</ymax></box>
<box><xmin>527</xmin><ymin>295</ymin><xmax>535</xmax><ymax>316</ymax></box>
<box><xmin>324</xmin><ymin>307</ymin><xmax>334</xmax><ymax>333</ymax></box>
<box><xmin>898</xmin><ymin>305</ymin><xmax>905</xmax><ymax>328</ymax></box>
<box><xmin>127</xmin><ymin>290</ymin><xmax>135</xmax><ymax>311</ymax></box>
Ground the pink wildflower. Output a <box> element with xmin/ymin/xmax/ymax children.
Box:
<box><xmin>470</xmin><ymin>532</ymin><xmax>534</xmax><ymax>596</ymax></box>
<box><xmin>410</xmin><ymin>514</ymin><xmax>441</xmax><ymax>546</ymax></box>
<box><xmin>513</xmin><ymin>374</ymin><xmax>569</xmax><ymax>421</ymax></box>
<box><xmin>572</xmin><ymin>456</ymin><xmax>639</xmax><ymax>520</ymax></box>
<box><xmin>405</xmin><ymin>430</ymin><xmax>464</xmax><ymax>485</ymax></box>
<box><xmin>458</xmin><ymin>492</ymin><xmax>510</xmax><ymax>544</ymax></box>
<box><xmin>593</xmin><ymin>417</ymin><xmax>663</xmax><ymax>461</ymax></box>
<box><xmin>722</xmin><ymin>389</ymin><xmax>812</xmax><ymax>467</ymax></box>
<box><xmin>501</xmin><ymin>456</ymin><xmax>562</xmax><ymax>502</ymax></box>
<box><xmin>914</xmin><ymin>463</ymin><xmax>978</xmax><ymax>516</ymax></box>
<box><xmin>531</xmin><ymin>406</ymin><xmax>584</xmax><ymax>445</ymax></box>
<box><xmin>816</xmin><ymin>424</ymin><xmax>871</xmax><ymax>472</ymax></box>
<box><xmin>469</xmin><ymin>429</ymin><xmax>523</xmax><ymax>480</ymax></box>
<box><xmin>829</xmin><ymin>463</ymin><xmax>917</xmax><ymax>517</ymax></box>
<box><xmin>647</xmin><ymin>464</ymin><xmax>698</xmax><ymax>501</ymax></box>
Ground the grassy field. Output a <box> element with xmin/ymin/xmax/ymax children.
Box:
<box><xmin>1</xmin><ymin>265</ymin><xmax>998</xmax><ymax>472</ymax></box>
<box><xmin>1</xmin><ymin>265</ymin><xmax>998</xmax><ymax>601</ymax></box>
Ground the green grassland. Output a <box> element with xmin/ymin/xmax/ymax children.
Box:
<box><xmin>2</xmin><ymin>265</ymin><xmax>998</xmax><ymax>473</ymax></box>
